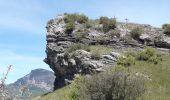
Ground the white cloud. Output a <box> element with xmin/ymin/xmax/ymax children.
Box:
<box><xmin>0</xmin><ymin>0</ymin><xmax>46</xmax><ymax>34</ymax></box>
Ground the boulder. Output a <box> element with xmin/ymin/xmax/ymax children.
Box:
<box><xmin>102</xmin><ymin>55</ymin><xmax>117</xmax><ymax>61</ymax></box>
<box><xmin>154</xmin><ymin>36</ymin><xmax>170</xmax><ymax>49</ymax></box>
<box><xmin>110</xmin><ymin>52</ymin><xmax>121</xmax><ymax>59</ymax></box>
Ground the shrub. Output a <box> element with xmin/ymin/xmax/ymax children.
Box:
<box><xmin>137</xmin><ymin>48</ymin><xmax>162</xmax><ymax>64</ymax></box>
<box><xmin>65</xmin><ymin>22</ymin><xmax>75</xmax><ymax>34</ymax></box>
<box><xmin>74</xmin><ymin>29</ymin><xmax>89</xmax><ymax>42</ymax></box>
<box><xmin>76</xmin><ymin>14</ymin><xmax>88</xmax><ymax>24</ymax></box>
<box><xmin>64</xmin><ymin>13</ymin><xmax>89</xmax><ymax>34</ymax></box>
<box><xmin>68</xmin><ymin>74</ymin><xmax>84</xmax><ymax>100</ymax></box>
<box><xmin>107</xmin><ymin>19</ymin><xmax>116</xmax><ymax>30</ymax></box>
<box><xmin>130</xmin><ymin>27</ymin><xmax>143</xmax><ymax>40</ymax></box>
<box><xmin>72</xmin><ymin>70</ymin><xmax>145</xmax><ymax>100</ymax></box>
<box><xmin>84</xmin><ymin>21</ymin><xmax>92</xmax><ymax>28</ymax></box>
<box><xmin>64</xmin><ymin>13</ymin><xmax>88</xmax><ymax>24</ymax></box>
<box><xmin>108</xmin><ymin>29</ymin><xmax>120</xmax><ymax>38</ymax></box>
<box><xmin>99</xmin><ymin>17</ymin><xmax>109</xmax><ymax>24</ymax></box>
<box><xmin>99</xmin><ymin>17</ymin><xmax>116</xmax><ymax>33</ymax></box>
<box><xmin>66</xmin><ymin>43</ymin><xmax>90</xmax><ymax>53</ymax></box>
<box><xmin>162</xmin><ymin>24</ymin><xmax>170</xmax><ymax>35</ymax></box>
<box><xmin>117</xmin><ymin>55</ymin><xmax>135</xmax><ymax>67</ymax></box>
<box><xmin>137</xmin><ymin>48</ymin><xmax>156</xmax><ymax>61</ymax></box>
<box><xmin>148</xmin><ymin>55</ymin><xmax>160</xmax><ymax>64</ymax></box>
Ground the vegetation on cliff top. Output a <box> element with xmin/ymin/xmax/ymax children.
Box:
<box><xmin>162</xmin><ymin>24</ymin><xmax>170</xmax><ymax>36</ymax></box>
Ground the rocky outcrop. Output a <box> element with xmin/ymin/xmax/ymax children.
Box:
<box><xmin>154</xmin><ymin>35</ymin><xmax>170</xmax><ymax>48</ymax></box>
<box><xmin>44</xmin><ymin>14</ymin><xmax>170</xmax><ymax>90</ymax></box>
<box><xmin>44</xmin><ymin>15</ymin><xmax>119</xmax><ymax>90</ymax></box>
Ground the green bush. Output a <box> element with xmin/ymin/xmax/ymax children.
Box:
<box><xmin>65</xmin><ymin>22</ymin><xmax>75</xmax><ymax>34</ymax></box>
<box><xmin>99</xmin><ymin>17</ymin><xmax>109</xmax><ymax>24</ymax></box>
<box><xmin>74</xmin><ymin>29</ymin><xmax>89</xmax><ymax>42</ymax></box>
<box><xmin>137</xmin><ymin>48</ymin><xmax>161</xmax><ymax>64</ymax></box>
<box><xmin>162</xmin><ymin>24</ymin><xmax>170</xmax><ymax>35</ymax></box>
<box><xmin>117</xmin><ymin>55</ymin><xmax>135</xmax><ymax>67</ymax></box>
<box><xmin>64</xmin><ymin>13</ymin><xmax>88</xmax><ymax>24</ymax></box>
<box><xmin>76</xmin><ymin>15</ymin><xmax>88</xmax><ymax>24</ymax></box>
<box><xmin>148</xmin><ymin>55</ymin><xmax>160</xmax><ymax>64</ymax></box>
<box><xmin>66</xmin><ymin>43</ymin><xmax>90</xmax><ymax>53</ymax></box>
<box><xmin>84</xmin><ymin>21</ymin><xmax>92</xmax><ymax>28</ymax></box>
<box><xmin>68</xmin><ymin>74</ymin><xmax>84</xmax><ymax>100</ymax></box>
<box><xmin>130</xmin><ymin>27</ymin><xmax>143</xmax><ymax>40</ymax></box>
<box><xmin>137</xmin><ymin>48</ymin><xmax>156</xmax><ymax>61</ymax></box>
<box><xmin>64</xmin><ymin>13</ymin><xmax>89</xmax><ymax>34</ymax></box>
<box><xmin>108</xmin><ymin>29</ymin><xmax>120</xmax><ymax>38</ymax></box>
<box><xmin>72</xmin><ymin>70</ymin><xmax>145</xmax><ymax>100</ymax></box>
<box><xmin>99</xmin><ymin>17</ymin><xmax>116</xmax><ymax>33</ymax></box>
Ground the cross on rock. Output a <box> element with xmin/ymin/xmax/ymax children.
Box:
<box><xmin>125</xmin><ymin>18</ymin><xmax>129</xmax><ymax>24</ymax></box>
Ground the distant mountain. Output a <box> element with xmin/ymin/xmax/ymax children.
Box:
<box><xmin>8</xmin><ymin>68</ymin><xmax>55</xmax><ymax>96</ymax></box>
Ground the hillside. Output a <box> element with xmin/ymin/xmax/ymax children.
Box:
<box><xmin>8</xmin><ymin>68</ymin><xmax>55</xmax><ymax>97</ymax></box>
<box><xmin>34</xmin><ymin>54</ymin><xmax>170</xmax><ymax>100</ymax></box>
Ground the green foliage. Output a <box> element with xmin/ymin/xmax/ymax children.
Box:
<box><xmin>130</xmin><ymin>27</ymin><xmax>143</xmax><ymax>40</ymax></box>
<box><xmin>64</xmin><ymin>13</ymin><xmax>89</xmax><ymax>34</ymax></box>
<box><xmin>84</xmin><ymin>21</ymin><xmax>91</xmax><ymax>28</ymax></box>
<box><xmin>162</xmin><ymin>24</ymin><xmax>170</xmax><ymax>29</ymax></box>
<box><xmin>117</xmin><ymin>55</ymin><xmax>135</xmax><ymax>67</ymax></box>
<box><xmin>99</xmin><ymin>17</ymin><xmax>116</xmax><ymax>33</ymax></box>
<box><xmin>64</xmin><ymin>13</ymin><xmax>88</xmax><ymax>24</ymax></box>
<box><xmin>162</xmin><ymin>24</ymin><xmax>170</xmax><ymax>35</ymax></box>
<box><xmin>91</xmin><ymin>50</ymin><xmax>101</xmax><ymax>60</ymax></box>
<box><xmin>99</xmin><ymin>17</ymin><xmax>109</xmax><ymax>24</ymax></box>
<box><xmin>137</xmin><ymin>48</ymin><xmax>162</xmax><ymax>64</ymax></box>
<box><xmin>65</xmin><ymin>22</ymin><xmax>75</xmax><ymax>34</ymax></box>
<box><xmin>66</xmin><ymin>43</ymin><xmax>90</xmax><ymax>53</ymax></box>
<box><xmin>68</xmin><ymin>75</ymin><xmax>84</xmax><ymax>100</ymax></box>
<box><xmin>73</xmin><ymin>70</ymin><xmax>145</xmax><ymax>100</ymax></box>
<box><xmin>74</xmin><ymin>29</ymin><xmax>89</xmax><ymax>42</ymax></box>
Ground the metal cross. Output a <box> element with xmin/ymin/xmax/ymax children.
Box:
<box><xmin>125</xmin><ymin>18</ymin><xmax>129</xmax><ymax>24</ymax></box>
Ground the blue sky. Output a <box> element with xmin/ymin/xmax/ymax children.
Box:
<box><xmin>0</xmin><ymin>0</ymin><xmax>170</xmax><ymax>83</ymax></box>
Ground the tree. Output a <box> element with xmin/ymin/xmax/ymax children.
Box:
<box><xmin>162</xmin><ymin>24</ymin><xmax>170</xmax><ymax>35</ymax></box>
<box><xmin>99</xmin><ymin>17</ymin><xmax>116</xmax><ymax>33</ymax></box>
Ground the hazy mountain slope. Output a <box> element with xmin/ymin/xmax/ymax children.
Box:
<box><xmin>8</xmin><ymin>68</ymin><xmax>55</xmax><ymax>96</ymax></box>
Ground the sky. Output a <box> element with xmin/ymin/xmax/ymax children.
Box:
<box><xmin>0</xmin><ymin>0</ymin><xmax>170</xmax><ymax>83</ymax></box>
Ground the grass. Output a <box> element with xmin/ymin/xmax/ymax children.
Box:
<box><xmin>129</xmin><ymin>55</ymin><xmax>170</xmax><ymax>100</ymax></box>
<box><xmin>90</xmin><ymin>45</ymin><xmax>113</xmax><ymax>55</ymax></box>
<box><xmin>33</xmin><ymin>86</ymin><xmax>71</xmax><ymax>100</ymax></box>
<box><xmin>33</xmin><ymin>52</ymin><xmax>170</xmax><ymax>100</ymax></box>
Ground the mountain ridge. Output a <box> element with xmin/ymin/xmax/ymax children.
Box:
<box><xmin>8</xmin><ymin>68</ymin><xmax>55</xmax><ymax>96</ymax></box>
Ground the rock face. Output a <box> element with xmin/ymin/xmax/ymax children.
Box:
<box><xmin>44</xmin><ymin>14</ymin><xmax>170</xmax><ymax>90</ymax></box>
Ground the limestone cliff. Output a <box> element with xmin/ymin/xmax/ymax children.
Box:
<box><xmin>44</xmin><ymin>14</ymin><xmax>170</xmax><ymax>90</ymax></box>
